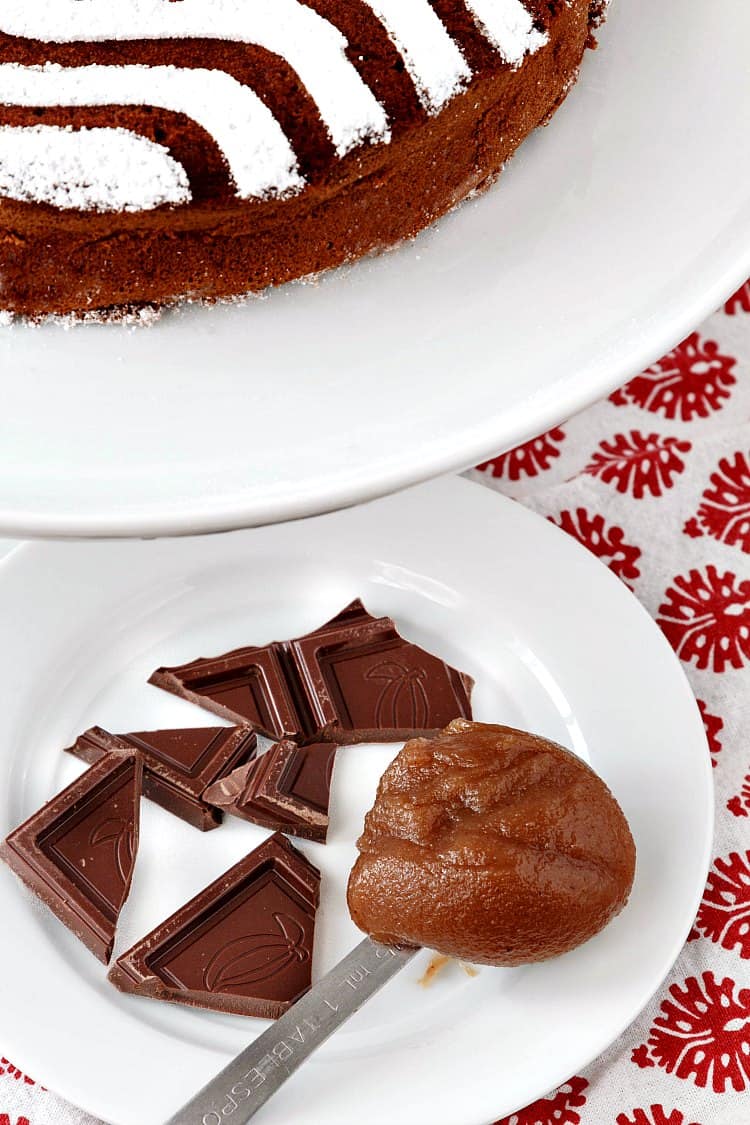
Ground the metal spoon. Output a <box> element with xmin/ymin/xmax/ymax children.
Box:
<box><xmin>165</xmin><ymin>937</ymin><xmax>417</xmax><ymax>1125</ymax></box>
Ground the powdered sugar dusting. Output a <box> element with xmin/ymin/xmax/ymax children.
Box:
<box><xmin>465</xmin><ymin>0</ymin><xmax>548</xmax><ymax>66</ymax></box>
<box><xmin>0</xmin><ymin>303</ymin><xmax>166</xmax><ymax>328</ymax></box>
<box><xmin>0</xmin><ymin>62</ymin><xmax>303</xmax><ymax>199</ymax></box>
<box><xmin>361</xmin><ymin>0</ymin><xmax>471</xmax><ymax>113</ymax></box>
<box><xmin>0</xmin><ymin>0</ymin><xmax>389</xmax><ymax>158</ymax></box>
<box><xmin>0</xmin><ymin>125</ymin><xmax>190</xmax><ymax>212</ymax></box>
<box><xmin>0</xmin><ymin>0</ymin><xmax>548</xmax><ymax>214</ymax></box>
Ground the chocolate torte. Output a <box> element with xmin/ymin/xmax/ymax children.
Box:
<box><xmin>0</xmin><ymin>1</ymin><xmax>608</xmax><ymax>318</ymax></box>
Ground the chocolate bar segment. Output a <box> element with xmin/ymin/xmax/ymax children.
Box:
<box><xmin>149</xmin><ymin>598</ymin><xmax>473</xmax><ymax>744</ymax></box>
<box><xmin>288</xmin><ymin>614</ymin><xmax>474</xmax><ymax>743</ymax></box>
<box><xmin>148</xmin><ymin>601</ymin><xmax>376</xmax><ymax>740</ymax></box>
<box><xmin>0</xmin><ymin>752</ymin><xmax>143</xmax><ymax>963</ymax></box>
<box><xmin>204</xmin><ymin>741</ymin><xmax>337</xmax><ymax>843</ymax></box>
<box><xmin>66</xmin><ymin>725</ymin><xmax>257</xmax><ymax>831</ymax></box>
<box><xmin>109</xmin><ymin>833</ymin><xmax>320</xmax><ymax>1019</ymax></box>
<box><xmin>149</xmin><ymin>645</ymin><xmax>303</xmax><ymax>741</ymax></box>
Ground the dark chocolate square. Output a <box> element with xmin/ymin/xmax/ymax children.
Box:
<box><xmin>204</xmin><ymin>741</ymin><xmax>337</xmax><ymax>842</ymax></box>
<box><xmin>148</xmin><ymin>599</ymin><xmax>473</xmax><ymax>745</ymax></box>
<box><xmin>109</xmin><ymin>833</ymin><xmax>320</xmax><ymax>1019</ymax></box>
<box><xmin>289</xmin><ymin>619</ymin><xmax>473</xmax><ymax>741</ymax></box>
<box><xmin>0</xmin><ymin>752</ymin><xmax>143</xmax><ymax>963</ymax></box>
<box><xmin>66</xmin><ymin>725</ymin><xmax>257</xmax><ymax>831</ymax></box>
<box><xmin>149</xmin><ymin>646</ymin><xmax>303</xmax><ymax>740</ymax></box>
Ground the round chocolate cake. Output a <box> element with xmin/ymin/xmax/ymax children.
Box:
<box><xmin>0</xmin><ymin>1</ymin><xmax>608</xmax><ymax>318</ymax></box>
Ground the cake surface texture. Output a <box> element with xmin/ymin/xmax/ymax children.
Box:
<box><xmin>0</xmin><ymin>1</ymin><xmax>605</xmax><ymax>318</ymax></box>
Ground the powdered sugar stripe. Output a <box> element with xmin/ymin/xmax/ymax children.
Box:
<box><xmin>359</xmin><ymin>0</ymin><xmax>471</xmax><ymax>113</ymax></box>
<box><xmin>0</xmin><ymin>0</ymin><xmax>389</xmax><ymax>157</ymax></box>
<box><xmin>465</xmin><ymin>0</ymin><xmax>547</xmax><ymax>65</ymax></box>
<box><xmin>0</xmin><ymin>124</ymin><xmax>191</xmax><ymax>211</ymax></box>
<box><xmin>0</xmin><ymin>0</ymin><xmax>549</xmax><ymax>212</ymax></box>
<box><xmin>0</xmin><ymin>63</ymin><xmax>303</xmax><ymax>200</ymax></box>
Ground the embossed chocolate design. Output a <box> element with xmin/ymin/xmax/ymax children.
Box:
<box><xmin>109</xmin><ymin>833</ymin><xmax>320</xmax><ymax>1018</ymax></box>
<box><xmin>0</xmin><ymin>751</ymin><xmax>143</xmax><ymax>963</ymax></box>
<box><xmin>367</xmin><ymin>661</ymin><xmax>430</xmax><ymax>728</ymax></box>
<box><xmin>203</xmin><ymin>912</ymin><xmax>308</xmax><ymax>992</ymax></box>
<box><xmin>66</xmin><ymin>724</ymin><xmax>257</xmax><ymax>831</ymax></box>
<box><xmin>204</xmin><ymin>740</ymin><xmax>337</xmax><ymax>842</ymax></box>
<box><xmin>150</xmin><ymin>598</ymin><xmax>473</xmax><ymax>743</ymax></box>
<box><xmin>89</xmin><ymin>815</ymin><xmax>136</xmax><ymax>886</ymax></box>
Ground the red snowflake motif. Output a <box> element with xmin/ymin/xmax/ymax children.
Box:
<box><xmin>584</xmin><ymin>432</ymin><xmax>690</xmax><ymax>498</ymax></box>
<box><xmin>0</xmin><ymin>1060</ymin><xmax>33</xmax><ymax>1085</ymax></box>
<box><xmin>492</xmin><ymin>1076</ymin><xmax>588</xmax><ymax>1125</ymax></box>
<box><xmin>657</xmin><ymin>566</ymin><xmax>750</xmax><ymax>672</ymax></box>
<box><xmin>616</xmin><ymin>1108</ymin><xmax>702</xmax><ymax>1125</ymax></box>
<box><xmin>477</xmin><ymin>427</ymin><xmax>566</xmax><ymax>482</ymax></box>
<box><xmin>684</xmin><ymin>452</ymin><xmax>750</xmax><ymax>554</ymax></box>
<box><xmin>631</xmin><ymin>972</ymin><xmax>750</xmax><ymax>1092</ymax></box>
<box><xmin>728</xmin><ymin>772</ymin><xmax>750</xmax><ymax>819</ymax></box>
<box><xmin>550</xmin><ymin>509</ymin><xmax>641</xmax><ymax>585</ymax></box>
<box><xmin>0</xmin><ymin>1117</ymin><xmax>31</xmax><ymax>1125</ymax></box>
<box><xmin>693</xmin><ymin>851</ymin><xmax>750</xmax><ymax>959</ymax></box>
<box><xmin>725</xmin><ymin>280</ymin><xmax>750</xmax><ymax>316</ymax></box>
<box><xmin>697</xmin><ymin>699</ymin><xmax>723</xmax><ymax>768</ymax></box>
<box><xmin>610</xmin><ymin>333</ymin><xmax>736</xmax><ymax>420</ymax></box>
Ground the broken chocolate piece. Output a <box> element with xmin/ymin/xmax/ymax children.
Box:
<box><xmin>204</xmin><ymin>741</ymin><xmax>337</xmax><ymax>843</ymax></box>
<box><xmin>149</xmin><ymin>642</ymin><xmax>303</xmax><ymax>741</ymax></box>
<box><xmin>147</xmin><ymin>600</ymin><xmax>377</xmax><ymax>741</ymax></box>
<box><xmin>288</xmin><ymin>611</ymin><xmax>474</xmax><ymax>742</ymax></box>
<box><xmin>0</xmin><ymin>752</ymin><xmax>143</xmax><ymax>963</ymax></box>
<box><xmin>66</xmin><ymin>725</ymin><xmax>257</xmax><ymax>831</ymax></box>
<box><xmin>149</xmin><ymin>599</ymin><xmax>473</xmax><ymax>743</ymax></box>
<box><xmin>109</xmin><ymin>832</ymin><xmax>319</xmax><ymax>1019</ymax></box>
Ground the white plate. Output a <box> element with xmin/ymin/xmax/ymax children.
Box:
<box><xmin>0</xmin><ymin>477</ymin><xmax>712</xmax><ymax>1125</ymax></box>
<box><xmin>1</xmin><ymin>0</ymin><xmax>749</xmax><ymax>539</ymax></box>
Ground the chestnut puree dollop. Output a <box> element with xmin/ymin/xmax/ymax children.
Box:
<box><xmin>347</xmin><ymin>721</ymin><xmax>636</xmax><ymax>966</ymax></box>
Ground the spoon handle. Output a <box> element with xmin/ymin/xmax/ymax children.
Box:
<box><xmin>165</xmin><ymin>937</ymin><xmax>417</xmax><ymax>1125</ymax></box>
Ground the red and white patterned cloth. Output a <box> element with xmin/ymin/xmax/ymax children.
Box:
<box><xmin>3</xmin><ymin>279</ymin><xmax>750</xmax><ymax>1125</ymax></box>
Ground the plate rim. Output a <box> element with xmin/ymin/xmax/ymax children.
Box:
<box><xmin>0</xmin><ymin>478</ymin><xmax>715</xmax><ymax>1124</ymax></box>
